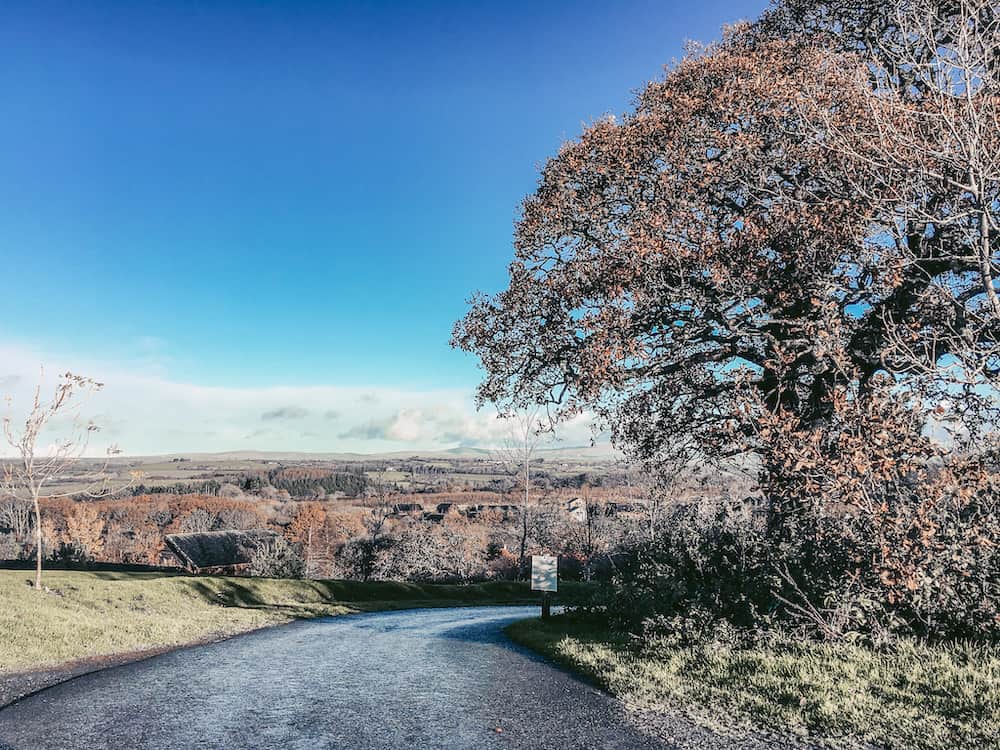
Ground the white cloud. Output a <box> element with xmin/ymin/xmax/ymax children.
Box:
<box><xmin>261</xmin><ymin>406</ymin><xmax>310</xmax><ymax>421</ymax></box>
<box><xmin>0</xmin><ymin>341</ymin><xmax>600</xmax><ymax>456</ymax></box>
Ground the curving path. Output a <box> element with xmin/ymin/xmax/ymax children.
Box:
<box><xmin>0</xmin><ymin>606</ymin><xmax>668</xmax><ymax>750</ymax></box>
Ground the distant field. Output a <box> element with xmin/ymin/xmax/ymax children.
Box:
<box><xmin>28</xmin><ymin>449</ymin><xmax>636</xmax><ymax>496</ymax></box>
<box><xmin>507</xmin><ymin>614</ymin><xmax>1000</xmax><ymax>750</ymax></box>
<box><xmin>0</xmin><ymin>569</ymin><xmax>594</xmax><ymax>674</ymax></box>
<box><xmin>363</xmin><ymin>470</ymin><xmax>409</xmax><ymax>482</ymax></box>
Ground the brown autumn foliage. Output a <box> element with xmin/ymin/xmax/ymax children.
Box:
<box><xmin>288</xmin><ymin>502</ymin><xmax>327</xmax><ymax>543</ymax></box>
<box><xmin>287</xmin><ymin>502</ymin><xmax>328</xmax><ymax>577</ymax></box>
<box><xmin>753</xmin><ymin>379</ymin><xmax>1000</xmax><ymax>638</ymax></box>
<box><xmin>0</xmin><ymin>486</ymin><xmax>637</xmax><ymax>585</ymax></box>
<box><xmin>64</xmin><ymin>503</ymin><xmax>106</xmax><ymax>561</ymax></box>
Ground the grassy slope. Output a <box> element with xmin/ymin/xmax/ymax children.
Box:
<box><xmin>506</xmin><ymin>615</ymin><xmax>1000</xmax><ymax>750</ymax></box>
<box><xmin>0</xmin><ymin>569</ymin><xmax>591</xmax><ymax>673</ymax></box>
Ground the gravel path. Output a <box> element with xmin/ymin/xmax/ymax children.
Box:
<box><xmin>0</xmin><ymin>606</ymin><xmax>819</xmax><ymax>750</ymax></box>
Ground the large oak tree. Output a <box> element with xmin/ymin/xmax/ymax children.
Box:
<box><xmin>454</xmin><ymin>0</ymin><xmax>999</xmax><ymax>476</ymax></box>
<box><xmin>453</xmin><ymin>0</ymin><xmax>1000</xmax><ymax>634</ymax></box>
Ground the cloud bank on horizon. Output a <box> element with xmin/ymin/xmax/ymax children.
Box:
<box><xmin>0</xmin><ymin>343</ymin><xmax>601</xmax><ymax>457</ymax></box>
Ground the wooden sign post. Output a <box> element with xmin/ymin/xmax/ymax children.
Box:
<box><xmin>530</xmin><ymin>555</ymin><xmax>558</xmax><ymax>619</ymax></box>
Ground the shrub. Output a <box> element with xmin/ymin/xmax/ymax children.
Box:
<box><xmin>0</xmin><ymin>532</ymin><xmax>25</xmax><ymax>561</ymax></box>
<box><xmin>610</xmin><ymin>433</ymin><xmax>1000</xmax><ymax>643</ymax></box>
<box><xmin>757</xmin><ymin>390</ymin><xmax>1000</xmax><ymax>641</ymax></box>
<box><xmin>608</xmin><ymin>497</ymin><xmax>770</xmax><ymax>638</ymax></box>
<box><xmin>335</xmin><ymin>535</ymin><xmax>397</xmax><ymax>581</ymax></box>
<box><xmin>248</xmin><ymin>537</ymin><xmax>304</xmax><ymax>579</ymax></box>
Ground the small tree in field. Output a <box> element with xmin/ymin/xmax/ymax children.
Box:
<box><xmin>288</xmin><ymin>501</ymin><xmax>328</xmax><ymax>578</ymax></box>
<box><xmin>493</xmin><ymin>406</ymin><xmax>553</xmax><ymax>577</ymax></box>
<box><xmin>347</xmin><ymin>470</ymin><xmax>396</xmax><ymax>581</ymax></box>
<box><xmin>1</xmin><ymin>370</ymin><xmax>134</xmax><ymax>590</ymax></box>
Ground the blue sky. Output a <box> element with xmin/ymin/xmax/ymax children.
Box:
<box><xmin>0</xmin><ymin>0</ymin><xmax>767</xmax><ymax>453</ymax></box>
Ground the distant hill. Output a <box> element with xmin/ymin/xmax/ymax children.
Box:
<box><xmin>117</xmin><ymin>442</ymin><xmax>622</xmax><ymax>464</ymax></box>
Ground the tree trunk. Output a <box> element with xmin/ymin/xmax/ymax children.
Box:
<box><xmin>518</xmin><ymin>512</ymin><xmax>529</xmax><ymax>580</ymax></box>
<box><xmin>33</xmin><ymin>495</ymin><xmax>42</xmax><ymax>591</ymax></box>
<box><xmin>305</xmin><ymin>527</ymin><xmax>313</xmax><ymax>579</ymax></box>
<box><xmin>520</xmin><ymin>452</ymin><xmax>530</xmax><ymax>580</ymax></box>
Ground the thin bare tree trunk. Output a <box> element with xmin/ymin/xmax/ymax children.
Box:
<box><xmin>306</xmin><ymin>526</ymin><xmax>312</xmax><ymax>578</ymax></box>
<box><xmin>33</xmin><ymin>495</ymin><xmax>42</xmax><ymax>590</ymax></box>
<box><xmin>521</xmin><ymin>452</ymin><xmax>530</xmax><ymax>579</ymax></box>
<box><xmin>518</xmin><ymin>511</ymin><xmax>529</xmax><ymax>579</ymax></box>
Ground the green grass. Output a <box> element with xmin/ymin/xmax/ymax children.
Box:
<box><xmin>0</xmin><ymin>569</ymin><xmax>593</xmax><ymax>673</ymax></box>
<box><xmin>506</xmin><ymin>614</ymin><xmax>1000</xmax><ymax>750</ymax></box>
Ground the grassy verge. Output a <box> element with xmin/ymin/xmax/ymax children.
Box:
<box><xmin>0</xmin><ymin>569</ymin><xmax>594</xmax><ymax>674</ymax></box>
<box><xmin>505</xmin><ymin>614</ymin><xmax>1000</xmax><ymax>750</ymax></box>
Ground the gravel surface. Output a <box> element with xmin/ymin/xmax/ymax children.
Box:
<box><xmin>0</xmin><ymin>606</ymin><xmax>815</xmax><ymax>750</ymax></box>
<box><xmin>0</xmin><ymin>644</ymin><xmax>200</xmax><ymax>710</ymax></box>
<box><xmin>1</xmin><ymin>659</ymin><xmax>124</xmax><ymax>710</ymax></box>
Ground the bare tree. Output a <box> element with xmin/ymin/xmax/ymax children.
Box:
<box><xmin>626</xmin><ymin>433</ymin><xmax>700</xmax><ymax>544</ymax></box>
<box><xmin>1</xmin><ymin>370</ymin><xmax>135</xmax><ymax>590</ymax></box>
<box><xmin>561</xmin><ymin>485</ymin><xmax>620</xmax><ymax>581</ymax></box>
<box><xmin>364</xmin><ymin>470</ymin><xmax>395</xmax><ymax>543</ymax></box>
<box><xmin>353</xmin><ymin>469</ymin><xmax>397</xmax><ymax>580</ymax></box>
<box><xmin>0</xmin><ymin>497</ymin><xmax>33</xmax><ymax>541</ymax></box>
<box><xmin>492</xmin><ymin>406</ymin><xmax>553</xmax><ymax>577</ymax></box>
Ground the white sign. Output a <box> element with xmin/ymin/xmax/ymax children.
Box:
<box><xmin>530</xmin><ymin>555</ymin><xmax>558</xmax><ymax>592</ymax></box>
